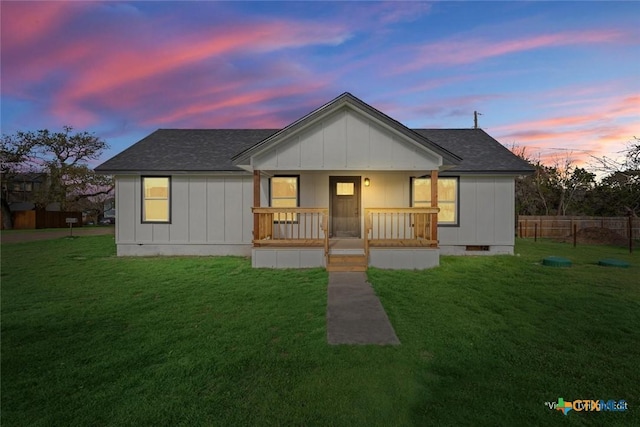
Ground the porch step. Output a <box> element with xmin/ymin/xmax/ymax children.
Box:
<box><xmin>327</xmin><ymin>254</ymin><xmax>368</xmax><ymax>272</ymax></box>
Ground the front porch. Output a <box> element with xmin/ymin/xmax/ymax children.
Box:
<box><xmin>251</xmin><ymin>207</ymin><xmax>440</xmax><ymax>270</ymax></box>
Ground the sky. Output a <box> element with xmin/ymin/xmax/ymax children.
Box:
<box><xmin>2</xmin><ymin>1</ymin><xmax>639</xmax><ymax>170</ymax></box>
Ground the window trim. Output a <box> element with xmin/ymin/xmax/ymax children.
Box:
<box><xmin>410</xmin><ymin>176</ymin><xmax>460</xmax><ymax>227</ymax></box>
<box><xmin>269</xmin><ymin>175</ymin><xmax>300</xmax><ymax>223</ymax></box>
<box><xmin>141</xmin><ymin>176</ymin><xmax>171</xmax><ymax>224</ymax></box>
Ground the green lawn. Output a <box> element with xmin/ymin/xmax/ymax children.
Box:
<box><xmin>2</xmin><ymin>236</ymin><xmax>638</xmax><ymax>426</ymax></box>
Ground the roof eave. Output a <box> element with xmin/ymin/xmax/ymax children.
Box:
<box><xmin>440</xmin><ymin>169</ymin><xmax>536</xmax><ymax>176</ymax></box>
<box><xmin>95</xmin><ymin>169</ymin><xmax>249</xmax><ymax>175</ymax></box>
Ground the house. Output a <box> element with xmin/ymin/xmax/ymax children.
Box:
<box><xmin>1</xmin><ymin>172</ymin><xmax>58</xmax><ymax>211</ymax></box>
<box><xmin>95</xmin><ymin>93</ymin><xmax>533</xmax><ymax>270</ymax></box>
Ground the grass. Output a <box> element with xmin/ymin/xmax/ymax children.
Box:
<box><xmin>1</xmin><ymin>236</ymin><xmax>638</xmax><ymax>426</ymax></box>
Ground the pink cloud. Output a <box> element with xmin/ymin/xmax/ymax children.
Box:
<box><xmin>395</xmin><ymin>29</ymin><xmax>626</xmax><ymax>73</ymax></box>
<box><xmin>59</xmin><ymin>20</ymin><xmax>347</xmax><ymax>102</ymax></box>
<box><xmin>145</xmin><ymin>81</ymin><xmax>329</xmax><ymax>127</ymax></box>
<box><xmin>494</xmin><ymin>94</ymin><xmax>640</xmax><ymax>167</ymax></box>
<box><xmin>2</xmin><ymin>3</ymin><xmax>350</xmax><ymax>129</ymax></box>
<box><xmin>0</xmin><ymin>2</ymin><xmax>88</xmax><ymax>48</ymax></box>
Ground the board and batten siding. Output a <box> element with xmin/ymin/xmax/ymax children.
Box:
<box><xmin>438</xmin><ymin>176</ymin><xmax>515</xmax><ymax>254</ymax></box>
<box><xmin>252</xmin><ymin>108</ymin><xmax>442</xmax><ymax>171</ymax></box>
<box><xmin>115</xmin><ymin>175</ymin><xmax>253</xmax><ymax>256</ymax></box>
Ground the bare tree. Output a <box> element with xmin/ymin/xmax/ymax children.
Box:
<box><xmin>590</xmin><ymin>137</ymin><xmax>640</xmax><ymax>184</ymax></box>
<box><xmin>589</xmin><ymin>137</ymin><xmax>640</xmax><ymax>216</ymax></box>
<box><xmin>552</xmin><ymin>153</ymin><xmax>595</xmax><ymax>216</ymax></box>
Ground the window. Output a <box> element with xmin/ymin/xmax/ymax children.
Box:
<box><xmin>336</xmin><ymin>182</ymin><xmax>354</xmax><ymax>196</ymax></box>
<box><xmin>142</xmin><ymin>177</ymin><xmax>170</xmax><ymax>223</ymax></box>
<box><xmin>270</xmin><ymin>176</ymin><xmax>299</xmax><ymax>222</ymax></box>
<box><xmin>411</xmin><ymin>177</ymin><xmax>458</xmax><ymax>225</ymax></box>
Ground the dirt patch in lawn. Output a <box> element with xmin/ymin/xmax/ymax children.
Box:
<box><xmin>557</xmin><ymin>227</ymin><xmax>628</xmax><ymax>246</ymax></box>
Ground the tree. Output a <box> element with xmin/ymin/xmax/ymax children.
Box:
<box><xmin>552</xmin><ymin>155</ymin><xmax>595</xmax><ymax>216</ymax></box>
<box><xmin>589</xmin><ymin>137</ymin><xmax>640</xmax><ymax>216</ymax></box>
<box><xmin>512</xmin><ymin>146</ymin><xmax>558</xmax><ymax>215</ymax></box>
<box><xmin>0</xmin><ymin>126</ymin><xmax>113</xmax><ymax>228</ymax></box>
<box><xmin>512</xmin><ymin>147</ymin><xmax>595</xmax><ymax>216</ymax></box>
<box><xmin>512</xmin><ymin>145</ymin><xmax>543</xmax><ymax>215</ymax></box>
<box><xmin>0</xmin><ymin>135</ymin><xmax>34</xmax><ymax>229</ymax></box>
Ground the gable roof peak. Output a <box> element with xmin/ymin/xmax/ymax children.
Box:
<box><xmin>232</xmin><ymin>92</ymin><xmax>461</xmax><ymax>166</ymax></box>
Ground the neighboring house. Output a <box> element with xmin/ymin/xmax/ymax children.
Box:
<box><xmin>102</xmin><ymin>198</ymin><xmax>116</xmax><ymax>221</ymax></box>
<box><xmin>2</xmin><ymin>173</ymin><xmax>44</xmax><ymax>205</ymax></box>
<box><xmin>1</xmin><ymin>172</ymin><xmax>60</xmax><ymax>212</ymax></box>
<box><xmin>96</xmin><ymin>93</ymin><xmax>533</xmax><ymax>270</ymax></box>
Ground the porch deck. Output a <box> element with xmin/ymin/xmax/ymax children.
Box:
<box><xmin>251</xmin><ymin>207</ymin><xmax>440</xmax><ymax>270</ymax></box>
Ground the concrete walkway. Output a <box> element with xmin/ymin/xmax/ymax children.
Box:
<box><xmin>327</xmin><ymin>272</ymin><xmax>400</xmax><ymax>345</ymax></box>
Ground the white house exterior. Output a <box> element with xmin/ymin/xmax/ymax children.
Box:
<box><xmin>96</xmin><ymin>93</ymin><xmax>533</xmax><ymax>270</ymax></box>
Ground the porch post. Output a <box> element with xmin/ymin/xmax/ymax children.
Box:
<box><xmin>253</xmin><ymin>170</ymin><xmax>260</xmax><ymax>245</ymax></box>
<box><xmin>430</xmin><ymin>170</ymin><xmax>438</xmax><ymax>244</ymax></box>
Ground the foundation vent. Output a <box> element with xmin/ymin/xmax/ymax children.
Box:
<box><xmin>465</xmin><ymin>245</ymin><xmax>490</xmax><ymax>252</ymax></box>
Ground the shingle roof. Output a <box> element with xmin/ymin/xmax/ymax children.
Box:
<box><xmin>415</xmin><ymin>129</ymin><xmax>534</xmax><ymax>174</ymax></box>
<box><xmin>96</xmin><ymin>127</ymin><xmax>533</xmax><ymax>176</ymax></box>
<box><xmin>95</xmin><ymin>129</ymin><xmax>278</xmax><ymax>172</ymax></box>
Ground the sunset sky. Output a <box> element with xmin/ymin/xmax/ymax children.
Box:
<box><xmin>2</xmin><ymin>1</ymin><xmax>639</xmax><ymax>169</ymax></box>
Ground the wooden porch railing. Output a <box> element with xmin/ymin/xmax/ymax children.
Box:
<box><xmin>252</xmin><ymin>208</ymin><xmax>329</xmax><ymax>254</ymax></box>
<box><xmin>364</xmin><ymin>208</ymin><xmax>439</xmax><ymax>256</ymax></box>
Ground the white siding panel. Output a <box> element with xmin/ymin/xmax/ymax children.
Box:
<box><xmin>276</xmin><ymin>137</ymin><xmax>301</xmax><ymax>168</ymax></box>
<box><xmin>391</xmin><ymin>137</ymin><xmax>416</xmax><ymax>169</ymax></box>
<box><xmin>260</xmin><ymin>175</ymin><xmax>269</xmax><ymax>207</ymax></box>
<box><xmin>241</xmin><ymin>177</ymin><xmax>253</xmax><ymax>243</ymax></box>
<box><xmin>438</xmin><ymin>225</ymin><xmax>459</xmax><ymax>245</ymax></box>
<box><xmin>254</xmin><ymin>150</ymin><xmax>278</xmax><ymax>169</ymax></box>
<box><xmin>207</xmin><ymin>178</ymin><xmax>225</xmax><ymax>241</ymax></box>
<box><xmin>299</xmin><ymin>173</ymin><xmax>318</xmax><ymax>207</ymax></box>
<box><xmin>369</xmin><ymin>122</ymin><xmax>393</xmax><ymax>169</ymax></box>
<box><xmin>252</xmin><ymin>109</ymin><xmax>441</xmax><ymax>171</ymax></box>
<box><xmin>224</xmin><ymin>178</ymin><xmax>244</xmax><ymax>242</ymax></box>
<box><xmin>323</xmin><ymin>111</ymin><xmax>347</xmax><ymax>168</ymax></box>
<box><xmin>475</xmin><ymin>178</ymin><xmax>495</xmax><ymax>242</ymax></box>
<box><xmin>116</xmin><ymin>176</ymin><xmax>136</xmax><ymax>243</ymax></box>
<box><xmin>188</xmin><ymin>178</ymin><xmax>207</xmax><ymax>242</ymax></box>
<box><xmin>117</xmin><ymin>174</ymin><xmax>254</xmax><ymax>254</ymax></box>
<box><xmin>135</xmin><ymin>177</ymin><xmax>153</xmax><ymax>243</ymax></box>
<box><xmin>153</xmin><ymin>224</ymin><xmax>169</xmax><ymax>242</ymax></box>
<box><xmin>169</xmin><ymin>177</ymin><xmax>189</xmax><ymax>242</ymax></box>
<box><xmin>457</xmin><ymin>178</ymin><xmax>477</xmax><ymax>242</ymax></box>
<box><xmin>300</xmin><ymin>124</ymin><xmax>324</xmax><ymax>168</ymax></box>
<box><xmin>346</xmin><ymin>112</ymin><xmax>370</xmax><ymax>168</ymax></box>
<box><xmin>438</xmin><ymin>176</ymin><xmax>516</xmax><ymax>249</ymax></box>
<box><xmin>494</xmin><ymin>178</ymin><xmax>515</xmax><ymax>244</ymax></box>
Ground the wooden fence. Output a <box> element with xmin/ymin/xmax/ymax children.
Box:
<box><xmin>7</xmin><ymin>211</ymin><xmax>83</xmax><ymax>229</ymax></box>
<box><xmin>518</xmin><ymin>215</ymin><xmax>639</xmax><ymax>239</ymax></box>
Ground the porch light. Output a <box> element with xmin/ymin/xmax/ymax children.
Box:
<box><xmin>364</xmin><ymin>177</ymin><xmax>370</xmax><ymax>187</ymax></box>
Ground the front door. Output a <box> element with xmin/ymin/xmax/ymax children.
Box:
<box><xmin>329</xmin><ymin>176</ymin><xmax>361</xmax><ymax>238</ymax></box>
